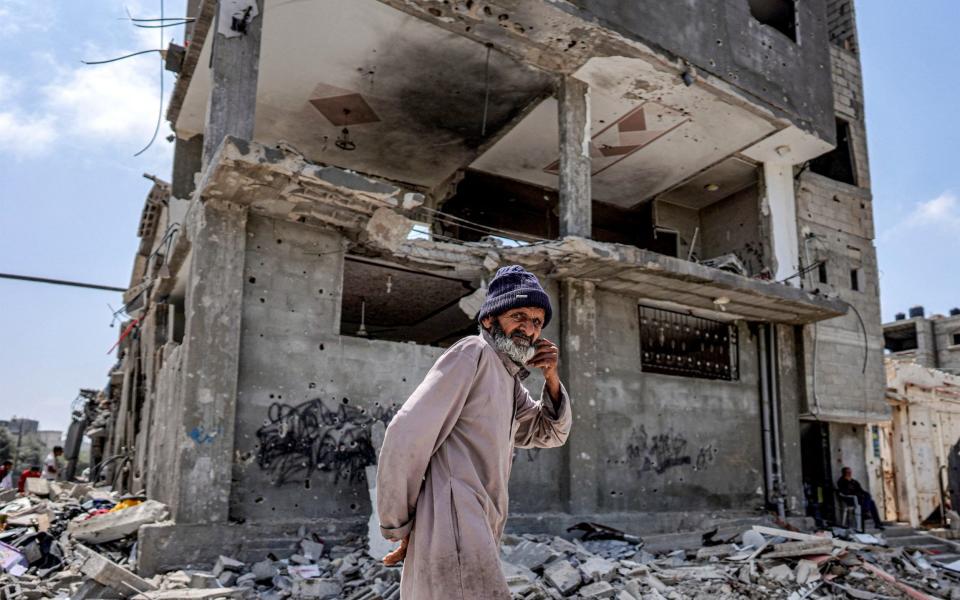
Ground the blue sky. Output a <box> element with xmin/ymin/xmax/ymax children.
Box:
<box><xmin>0</xmin><ymin>1</ymin><xmax>957</xmax><ymax>432</ymax></box>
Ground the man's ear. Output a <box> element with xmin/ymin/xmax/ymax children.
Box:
<box><xmin>481</xmin><ymin>316</ymin><xmax>492</xmax><ymax>329</ymax></box>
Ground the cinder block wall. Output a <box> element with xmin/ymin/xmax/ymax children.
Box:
<box><xmin>796</xmin><ymin>0</ymin><xmax>887</xmax><ymax>456</ymax></box>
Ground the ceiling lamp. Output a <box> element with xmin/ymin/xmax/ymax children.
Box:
<box><xmin>335</xmin><ymin>108</ymin><xmax>357</xmax><ymax>151</ymax></box>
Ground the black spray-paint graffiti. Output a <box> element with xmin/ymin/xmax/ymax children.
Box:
<box><xmin>256</xmin><ymin>398</ymin><xmax>395</xmax><ymax>486</ymax></box>
<box><xmin>625</xmin><ymin>425</ymin><xmax>717</xmax><ymax>476</ymax></box>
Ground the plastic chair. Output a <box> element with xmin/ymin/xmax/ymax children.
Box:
<box><xmin>837</xmin><ymin>492</ymin><xmax>863</xmax><ymax>531</ymax></box>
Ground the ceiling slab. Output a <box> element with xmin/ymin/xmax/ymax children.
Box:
<box><xmin>470</xmin><ymin>56</ymin><xmax>778</xmax><ymax>208</ymax></box>
<box><xmin>658</xmin><ymin>157</ymin><xmax>759</xmax><ymax>210</ymax></box>
<box><xmin>176</xmin><ymin>0</ymin><xmax>553</xmax><ymax>189</ymax></box>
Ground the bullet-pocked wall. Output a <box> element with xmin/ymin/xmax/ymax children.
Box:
<box><xmin>566</xmin><ymin>0</ymin><xmax>835</xmax><ymax>140</ymax></box>
<box><xmin>229</xmin><ymin>215</ymin><xmax>444</xmax><ymax>522</ymax></box>
<box><xmin>228</xmin><ymin>214</ymin><xmax>568</xmax><ymax>523</ymax></box>
<box><xmin>588</xmin><ymin>292</ymin><xmax>765</xmax><ymax>513</ymax></box>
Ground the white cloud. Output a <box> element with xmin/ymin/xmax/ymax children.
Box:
<box><xmin>880</xmin><ymin>191</ymin><xmax>960</xmax><ymax>242</ymax></box>
<box><xmin>44</xmin><ymin>54</ymin><xmax>166</xmax><ymax>144</ymax></box>
<box><xmin>905</xmin><ymin>192</ymin><xmax>960</xmax><ymax>228</ymax></box>
<box><xmin>0</xmin><ymin>1</ymin><xmax>56</xmax><ymax>39</ymax></box>
<box><xmin>0</xmin><ymin>110</ymin><xmax>57</xmax><ymax>157</ymax></box>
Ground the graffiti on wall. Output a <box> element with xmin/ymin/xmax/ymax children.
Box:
<box><xmin>625</xmin><ymin>425</ymin><xmax>717</xmax><ymax>476</ymax></box>
<box><xmin>255</xmin><ymin>398</ymin><xmax>395</xmax><ymax>486</ymax></box>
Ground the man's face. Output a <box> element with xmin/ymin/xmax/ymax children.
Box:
<box><xmin>842</xmin><ymin>468</ymin><xmax>852</xmax><ymax>480</ymax></box>
<box><xmin>483</xmin><ymin>307</ymin><xmax>545</xmax><ymax>365</ymax></box>
<box><xmin>54</xmin><ymin>449</ymin><xmax>63</xmax><ymax>457</ymax></box>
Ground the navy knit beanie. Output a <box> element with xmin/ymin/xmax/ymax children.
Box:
<box><xmin>478</xmin><ymin>265</ymin><xmax>552</xmax><ymax>327</ymax></box>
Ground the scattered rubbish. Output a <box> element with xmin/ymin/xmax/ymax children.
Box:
<box><xmin>1</xmin><ymin>479</ymin><xmax>958</xmax><ymax>600</ymax></box>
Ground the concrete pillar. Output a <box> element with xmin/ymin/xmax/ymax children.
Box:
<box><xmin>558</xmin><ymin>76</ymin><xmax>592</xmax><ymax>238</ymax></box>
<box><xmin>174</xmin><ymin>199</ymin><xmax>248</xmax><ymax>524</ymax></box>
<box><xmin>559</xmin><ymin>278</ymin><xmax>598</xmax><ymax>513</ymax></box>
<box><xmin>915</xmin><ymin>319</ymin><xmax>937</xmax><ymax>368</ymax></box>
<box><xmin>763</xmin><ymin>162</ymin><xmax>800</xmax><ymax>285</ymax></box>
<box><xmin>172</xmin><ymin>134</ymin><xmax>204</xmax><ymax>199</ymax></box>
<box><xmin>202</xmin><ymin>0</ymin><xmax>265</xmax><ymax>166</ymax></box>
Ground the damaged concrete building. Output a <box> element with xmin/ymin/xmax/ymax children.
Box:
<box><xmin>88</xmin><ymin>0</ymin><xmax>888</xmax><ymax>572</ymax></box>
<box><xmin>884</xmin><ymin>305</ymin><xmax>960</xmax><ymax>376</ymax></box>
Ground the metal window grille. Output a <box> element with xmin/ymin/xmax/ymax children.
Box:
<box><xmin>639</xmin><ymin>305</ymin><xmax>738</xmax><ymax>381</ymax></box>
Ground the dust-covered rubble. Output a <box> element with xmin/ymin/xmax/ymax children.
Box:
<box><xmin>2</xmin><ymin>481</ymin><xmax>960</xmax><ymax>599</ymax></box>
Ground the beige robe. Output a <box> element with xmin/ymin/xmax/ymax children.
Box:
<box><xmin>377</xmin><ymin>332</ymin><xmax>572</xmax><ymax>599</ymax></box>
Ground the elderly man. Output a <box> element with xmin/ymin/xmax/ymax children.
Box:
<box><xmin>837</xmin><ymin>467</ymin><xmax>884</xmax><ymax>530</ymax></box>
<box><xmin>377</xmin><ymin>265</ymin><xmax>573</xmax><ymax>599</ymax></box>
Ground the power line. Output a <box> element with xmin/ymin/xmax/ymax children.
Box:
<box><xmin>0</xmin><ymin>273</ymin><xmax>126</xmax><ymax>293</ymax></box>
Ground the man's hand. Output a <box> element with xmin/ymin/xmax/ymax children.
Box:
<box><xmin>527</xmin><ymin>338</ymin><xmax>561</xmax><ymax>402</ymax></box>
<box><xmin>383</xmin><ymin>535</ymin><xmax>409</xmax><ymax>566</ymax></box>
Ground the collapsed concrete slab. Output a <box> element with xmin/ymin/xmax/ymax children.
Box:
<box><xmin>75</xmin><ymin>544</ymin><xmax>156</xmax><ymax>597</ymax></box>
<box><xmin>68</xmin><ymin>500</ymin><xmax>169</xmax><ymax>544</ymax></box>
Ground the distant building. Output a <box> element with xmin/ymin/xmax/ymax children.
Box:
<box><xmin>0</xmin><ymin>418</ymin><xmax>39</xmax><ymax>435</ymax></box>
<box><xmin>884</xmin><ymin>306</ymin><xmax>960</xmax><ymax>375</ymax></box>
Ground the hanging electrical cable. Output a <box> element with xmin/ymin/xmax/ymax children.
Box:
<box><xmin>133</xmin><ymin>0</ymin><xmax>166</xmax><ymax>157</ymax></box>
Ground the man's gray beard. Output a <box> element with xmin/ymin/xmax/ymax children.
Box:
<box><xmin>485</xmin><ymin>320</ymin><xmax>536</xmax><ymax>366</ymax></box>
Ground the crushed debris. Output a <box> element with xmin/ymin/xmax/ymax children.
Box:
<box><xmin>2</xmin><ymin>480</ymin><xmax>959</xmax><ymax>599</ymax></box>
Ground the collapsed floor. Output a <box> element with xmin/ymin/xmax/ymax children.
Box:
<box><xmin>4</xmin><ymin>481</ymin><xmax>960</xmax><ymax>599</ymax></box>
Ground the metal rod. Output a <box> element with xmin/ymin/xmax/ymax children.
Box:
<box><xmin>0</xmin><ymin>272</ymin><xmax>126</xmax><ymax>292</ymax></box>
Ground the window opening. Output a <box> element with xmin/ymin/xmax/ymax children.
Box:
<box><xmin>810</xmin><ymin>119</ymin><xmax>858</xmax><ymax>185</ymax></box>
<box><xmin>748</xmin><ymin>0</ymin><xmax>797</xmax><ymax>41</ymax></box>
<box><xmin>818</xmin><ymin>261</ymin><xmax>828</xmax><ymax>284</ymax></box>
<box><xmin>850</xmin><ymin>268</ymin><xmax>860</xmax><ymax>291</ymax></box>
<box><xmin>340</xmin><ymin>257</ymin><xmax>477</xmax><ymax>347</ymax></box>
<box><xmin>884</xmin><ymin>326</ymin><xmax>918</xmax><ymax>353</ymax></box>
<box><xmin>952</xmin><ymin>332</ymin><xmax>960</xmax><ymax>346</ymax></box>
<box><xmin>639</xmin><ymin>305</ymin><xmax>738</xmax><ymax>381</ymax></box>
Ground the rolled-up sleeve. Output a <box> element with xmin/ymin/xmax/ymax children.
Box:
<box><xmin>513</xmin><ymin>381</ymin><xmax>572</xmax><ymax>449</ymax></box>
<box><xmin>376</xmin><ymin>342</ymin><xmax>480</xmax><ymax>541</ymax></box>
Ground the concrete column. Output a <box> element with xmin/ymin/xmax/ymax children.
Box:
<box><xmin>558</xmin><ymin>76</ymin><xmax>592</xmax><ymax>238</ymax></box>
<box><xmin>174</xmin><ymin>199</ymin><xmax>248</xmax><ymax>524</ymax></box>
<box><xmin>560</xmin><ymin>278</ymin><xmax>598</xmax><ymax>514</ymax></box>
<box><xmin>915</xmin><ymin>319</ymin><xmax>937</xmax><ymax>368</ymax></box>
<box><xmin>172</xmin><ymin>134</ymin><xmax>204</xmax><ymax>199</ymax></box>
<box><xmin>763</xmin><ymin>162</ymin><xmax>800</xmax><ymax>285</ymax></box>
<box><xmin>202</xmin><ymin>0</ymin><xmax>265</xmax><ymax>166</ymax></box>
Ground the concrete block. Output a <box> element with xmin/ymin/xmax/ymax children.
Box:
<box><xmin>69</xmin><ymin>500</ymin><xmax>169</xmax><ymax>544</ymax></box>
<box><xmin>131</xmin><ymin>590</ymin><xmax>242</xmax><ymax>599</ymax></box>
<box><xmin>580</xmin><ymin>556</ymin><xmax>617</xmax><ymax>582</ymax></box>
<box><xmin>289</xmin><ymin>578</ymin><xmax>341</xmax><ymax>599</ymax></box>
<box><xmin>211</xmin><ymin>556</ymin><xmax>244</xmax><ymax>577</ymax></box>
<box><xmin>300</xmin><ymin>540</ymin><xmax>325</xmax><ymax>561</ymax></box>
<box><xmin>580</xmin><ymin>581</ymin><xmax>616</xmax><ymax>599</ymax></box>
<box><xmin>544</xmin><ymin>559</ymin><xmax>581</xmax><ymax>595</ymax></box>
<box><xmin>505</xmin><ymin>540</ymin><xmax>558</xmax><ymax>571</ymax></box>
<box><xmin>76</xmin><ymin>544</ymin><xmax>156</xmax><ymax>596</ymax></box>
<box><xmin>24</xmin><ymin>477</ymin><xmax>50</xmax><ymax>497</ymax></box>
<box><xmin>250</xmin><ymin>560</ymin><xmax>279</xmax><ymax>581</ymax></box>
<box><xmin>188</xmin><ymin>573</ymin><xmax>219</xmax><ymax>589</ymax></box>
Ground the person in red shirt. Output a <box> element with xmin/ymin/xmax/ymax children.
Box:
<box><xmin>17</xmin><ymin>466</ymin><xmax>41</xmax><ymax>493</ymax></box>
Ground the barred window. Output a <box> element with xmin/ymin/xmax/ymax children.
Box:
<box><xmin>639</xmin><ymin>305</ymin><xmax>738</xmax><ymax>381</ymax></box>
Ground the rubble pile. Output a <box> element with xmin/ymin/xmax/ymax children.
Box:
<box><xmin>4</xmin><ymin>481</ymin><xmax>960</xmax><ymax>599</ymax></box>
<box><xmin>498</xmin><ymin>524</ymin><xmax>960</xmax><ymax>599</ymax></box>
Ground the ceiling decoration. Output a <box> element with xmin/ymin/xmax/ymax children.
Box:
<box><xmin>544</xmin><ymin>102</ymin><xmax>688</xmax><ymax>176</ymax></box>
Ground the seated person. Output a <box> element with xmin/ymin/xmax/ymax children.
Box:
<box><xmin>837</xmin><ymin>466</ymin><xmax>884</xmax><ymax>530</ymax></box>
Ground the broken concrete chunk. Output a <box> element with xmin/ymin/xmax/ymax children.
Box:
<box><xmin>365</xmin><ymin>207</ymin><xmax>414</xmax><ymax>252</ymax></box>
<box><xmin>131</xmin><ymin>589</ymin><xmax>243</xmax><ymax>599</ymax></box>
<box><xmin>544</xmin><ymin>559</ymin><xmax>581</xmax><ymax>594</ymax></box>
<box><xmin>68</xmin><ymin>500</ymin><xmax>169</xmax><ymax>544</ymax></box>
<box><xmin>301</xmin><ymin>539</ymin><xmax>325</xmax><ymax>560</ymax></box>
<box><xmin>506</xmin><ymin>540</ymin><xmax>559</xmax><ymax>571</ymax></box>
<box><xmin>211</xmin><ymin>555</ymin><xmax>244</xmax><ymax>577</ymax></box>
<box><xmin>580</xmin><ymin>580</ymin><xmax>616</xmax><ymax>598</ymax></box>
<box><xmin>765</xmin><ymin>563</ymin><xmax>794</xmax><ymax>583</ymax></box>
<box><xmin>24</xmin><ymin>477</ymin><xmax>50</xmax><ymax>497</ymax></box>
<box><xmin>580</xmin><ymin>555</ymin><xmax>617</xmax><ymax>582</ymax></box>
<box><xmin>794</xmin><ymin>559</ymin><xmax>821</xmax><ymax>585</ymax></box>
<box><xmin>75</xmin><ymin>544</ymin><xmax>156</xmax><ymax>595</ymax></box>
<box><xmin>289</xmin><ymin>577</ymin><xmax>341</xmax><ymax>599</ymax></box>
<box><xmin>250</xmin><ymin>560</ymin><xmax>279</xmax><ymax>582</ymax></box>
